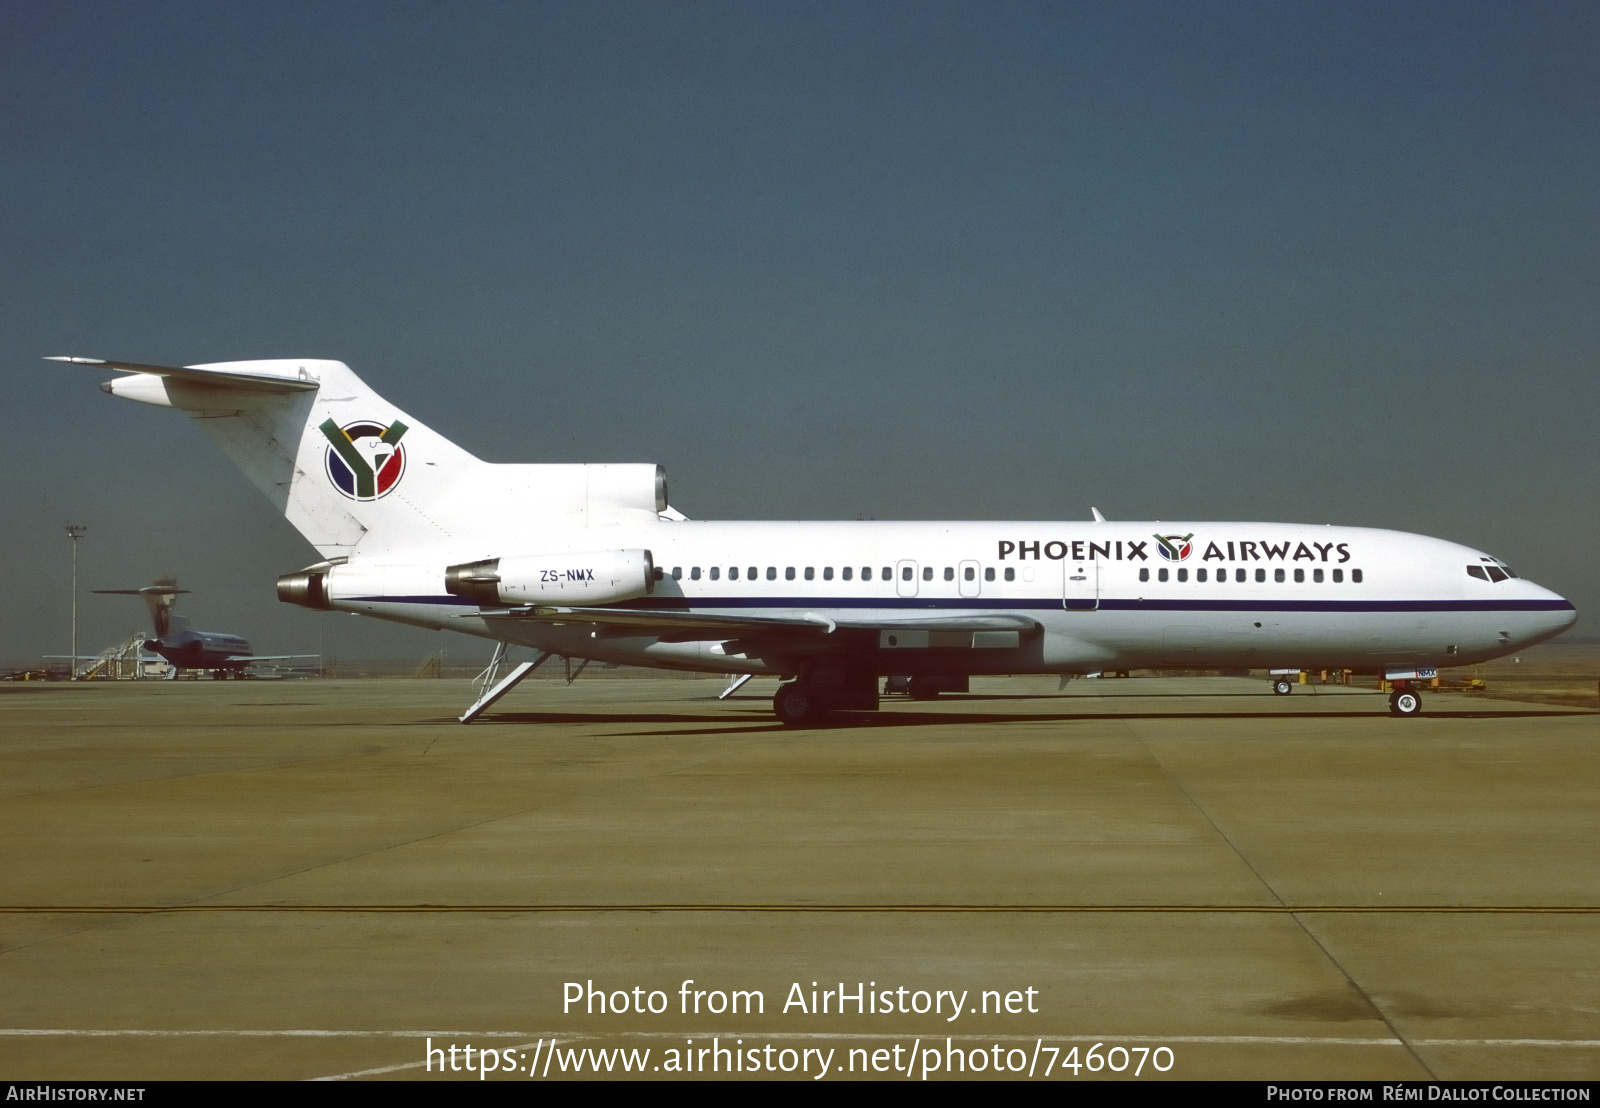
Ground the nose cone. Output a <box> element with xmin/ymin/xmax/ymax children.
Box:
<box><xmin>1523</xmin><ymin>579</ymin><xmax>1578</xmax><ymax>642</ymax></box>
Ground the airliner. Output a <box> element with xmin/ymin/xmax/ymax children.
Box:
<box><xmin>54</xmin><ymin>356</ymin><xmax>1576</xmax><ymax>724</ymax></box>
<box><xmin>94</xmin><ymin>576</ymin><xmax>314</xmax><ymax>679</ymax></box>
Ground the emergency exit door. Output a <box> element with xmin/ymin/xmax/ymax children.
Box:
<box><xmin>896</xmin><ymin>560</ymin><xmax>918</xmax><ymax>597</ymax></box>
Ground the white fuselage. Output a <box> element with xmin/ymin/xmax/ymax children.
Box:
<box><xmin>65</xmin><ymin>355</ymin><xmax>1575</xmax><ymax>691</ymax></box>
<box><xmin>322</xmin><ymin>520</ymin><xmax>1575</xmax><ymax>677</ymax></box>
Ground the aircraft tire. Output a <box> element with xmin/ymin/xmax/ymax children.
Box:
<box><xmin>1389</xmin><ymin>689</ymin><xmax>1422</xmax><ymax>717</ymax></box>
<box><xmin>1271</xmin><ymin>679</ymin><xmax>1294</xmax><ymax>695</ymax></box>
<box><xmin>773</xmin><ymin>683</ymin><xmax>825</xmax><ymax>726</ymax></box>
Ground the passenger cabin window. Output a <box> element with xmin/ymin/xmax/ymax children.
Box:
<box><xmin>1139</xmin><ymin>567</ymin><xmax>1149</xmax><ymax>582</ymax></box>
<box><xmin>766</xmin><ymin>566</ymin><xmax>776</xmax><ymax>581</ymax></box>
<box><xmin>862</xmin><ymin>567</ymin><xmax>872</xmax><ymax>581</ymax></box>
<box><xmin>691</xmin><ymin>567</ymin><xmax>701</xmax><ymax>581</ymax></box>
<box><xmin>1332</xmin><ymin>569</ymin><xmax>1343</xmax><ymax>583</ymax></box>
<box><xmin>843</xmin><ymin>567</ymin><xmax>853</xmax><ymax>581</ymax></box>
<box><xmin>672</xmin><ymin>567</ymin><xmax>683</xmax><ymax>580</ymax></box>
<box><xmin>729</xmin><ymin>567</ymin><xmax>739</xmax><ymax>581</ymax></box>
<box><xmin>1236</xmin><ymin>568</ymin><xmax>1246</xmax><ymax>582</ymax></box>
<box><xmin>922</xmin><ymin>566</ymin><xmax>933</xmax><ymax>581</ymax></box>
<box><xmin>805</xmin><ymin>567</ymin><xmax>815</xmax><ymax>581</ymax></box>
<box><xmin>1275</xmin><ymin>568</ymin><xmax>1285</xmax><ymax>583</ymax></box>
<box><xmin>881</xmin><ymin>567</ymin><xmax>891</xmax><ymax>580</ymax></box>
<box><xmin>985</xmin><ymin>568</ymin><xmax>995</xmax><ymax>581</ymax></box>
<box><xmin>786</xmin><ymin>567</ymin><xmax>795</xmax><ymax>580</ymax></box>
<box><xmin>902</xmin><ymin>567</ymin><xmax>913</xmax><ymax>581</ymax></box>
<box><xmin>1255</xmin><ymin>568</ymin><xmax>1266</xmax><ymax>583</ymax></box>
<box><xmin>1313</xmin><ymin>569</ymin><xmax>1323</xmax><ymax>583</ymax></box>
<box><xmin>1352</xmin><ymin>569</ymin><xmax>1364</xmax><ymax>583</ymax></box>
<box><xmin>823</xmin><ymin>567</ymin><xmax>834</xmax><ymax>581</ymax></box>
<box><xmin>710</xmin><ymin>567</ymin><xmax>720</xmax><ymax>581</ymax></box>
<box><xmin>1158</xmin><ymin>568</ymin><xmax>1168</xmax><ymax>582</ymax></box>
<box><xmin>964</xmin><ymin>566</ymin><xmax>975</xmax><ymax>581</ymax></box>
<box><xmin>1197</xmin><ymin>568</ymin><xmax>1207</xmax><ymax>582</ymax></box>
<box><xmin>1177</xmin><ymin>568</ymin><xmax>1188</xmax><ymax>582</ymax></box>
<box><xmin>1293</xmin><ymin>569</ymin><xmax>1304</xmax><ymax>583</ymax></box>
<box><xmin>748</xmin><ymin>566</ymin><xmax>756</xmax><ymax>580</ymax></box>
<box><xmin>944</xmin><ymin>567</ymin><xmax>954</xmax><ymax>581</ymax></box>
<box><xmin>1004</xmin><ymin>568</ymin><xmax>1015</xmax><ymax>582</ymax></box>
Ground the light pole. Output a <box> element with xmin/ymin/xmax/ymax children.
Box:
<box><xmin>65</xmin><ymin>524</ymin><xmax>86</xmax><ymax>679</ymax></box>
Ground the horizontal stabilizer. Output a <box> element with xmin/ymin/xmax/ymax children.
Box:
<box><xmin>48</xmin><ymin>356</ymin><xmax>320</xmax><ymax>394</ymax></box>
<box><xmin>92</xmin><ymin>587</ymin><xmax>191</xmax><ymax>597</ymax></box>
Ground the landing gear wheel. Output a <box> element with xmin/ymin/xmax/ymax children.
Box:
<box><xmin>909</xmin><ymin>676</ymin><xmax>942</xmax><ymax>701</ymax></box>
<box><xmin>773</xmin><ymin>683</ymin><xmax>824</xmax><ymax>726</ymax></box>
<box><xmin>1271</xmin><ymin>679</ymin><xmax>1294</xmax><ymax>696</ymax></box>
<box><xmin>1389</xmin><ymin>689</ymin><xmax>1422</xmax><ymax>717</ymax></box>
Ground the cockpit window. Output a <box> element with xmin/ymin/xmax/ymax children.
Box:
<box><xmin>1467</xmin><ymin>565</ymin><xmax>1489</xmax><ymax>581</ymax></box>
<box><xmin>1486</xmin><ymin>566</ymin><xmax>1508</xmax><ymax>583</ymax></box>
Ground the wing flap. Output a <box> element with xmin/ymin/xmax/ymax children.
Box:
<box><xmin>464</xmin><ymin>606</ymin><xmax>1039</xmax><ymax>637</ymax></box>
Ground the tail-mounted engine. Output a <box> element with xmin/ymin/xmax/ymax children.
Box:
<box><xmin>445</xmin><ymin>549</ymin><xmax>656</xmax><ymax>607</ymax></box>
<box><xmin>276</xmin><ymin>567</ymin><xmax>333</xmax><ymax>610</ymax></box>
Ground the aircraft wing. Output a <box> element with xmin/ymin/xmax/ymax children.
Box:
<box><xmin>229</xmin><ymin>654</ymin><xmax>322</xmax><ymax>663</ymax></box>
<box><xmin>48</xmin><ymin>356</ymin><xmax>319</xmax><ymax>394</ymax></box>
<box><xmin>466</xmin><ymin>606</ymin><xmax>1038</xmax><ymax>638</ymax></box>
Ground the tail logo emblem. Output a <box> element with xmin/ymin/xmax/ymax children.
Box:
<box><xmin>1154</xmin><ymin>533</ymin><xmax>1194</xmax><ymax>561</ymax></box>
<box><xmin>320</xmin><ymin>419</ymin><xmax>409</xmax><ymax>500</ymax></box>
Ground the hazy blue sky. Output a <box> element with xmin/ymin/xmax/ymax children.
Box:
<box><xmin>4</xmin><ymin>1</ymin><xmax>1597</xmax><ymax>663</ymax></box>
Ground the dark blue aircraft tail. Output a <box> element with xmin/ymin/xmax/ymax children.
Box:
<box><xmin>92</xmin><ymin>578</ymin><xmax>189</xmax><ymax>640</ymax></box>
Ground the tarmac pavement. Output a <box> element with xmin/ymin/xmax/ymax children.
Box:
<box><xmin>0</xmin><ymin>676</ymin><xmax>1595</xmax><ymax>1081</ymax></box>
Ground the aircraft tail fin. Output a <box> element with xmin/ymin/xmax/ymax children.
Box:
<box><xmin>93</xmin><ymin>577</ymin><xmax>187</xmax><ymax>639</ymax></box>
<box><xmin>59</xmin><ymin>356</ymin><xmax>669</xmax><ymax>559</ymax></box>
<box><xmin>60</xmin><ymin>358</ymin><xmax>482</xmax><ymax>559</ymax></box>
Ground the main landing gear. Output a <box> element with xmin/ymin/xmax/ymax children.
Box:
<box><xmin>1388</xmin><ymin>687</ymin><xmax>1422</xmax><ymax>717</ymax></box>
<box><xmin>773</xmin><ymin>683</ymin><xmax>824</xmax><ymax>726</ymax></box>
<box><xmin>772</xmin><ymin>671</ymin><xmax>880</xmax><ymax>727</ymax></box>
<box><xmin>1271</xmin><ymin>678</ymin><xmax>1294</xmax><ymax>696</ymax></box>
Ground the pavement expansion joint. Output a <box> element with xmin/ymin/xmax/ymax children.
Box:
<box><xmin>4</xmin><ymin>903</ymin><xmax>1599</xmax><ymax>913</ymax></box>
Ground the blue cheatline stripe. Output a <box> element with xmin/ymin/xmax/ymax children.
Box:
<box><xmin>347</xmin><ymin>595</ymin><xmax>1574</xmax><ymax>615</ymax></box>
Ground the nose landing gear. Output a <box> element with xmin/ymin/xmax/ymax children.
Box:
<box><xmin>1388</xmin><ymin>686</ymin><xmax>1422</xmax><ymax>716</ymax></box>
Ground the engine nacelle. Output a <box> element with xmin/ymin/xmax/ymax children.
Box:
<box><xmin>277</xmin><ymin>568</ymin><xmax>333</xmax><ymax>610</ymax></box>
<box><xmin>445</xmin><ymin>549</ymin><xmax>655</xmax><ymax>607</ymax></box>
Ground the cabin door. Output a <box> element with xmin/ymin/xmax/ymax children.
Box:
<box><xmin>1063</xmin><ymin>559</ymin><xmax>1099</xmax><ymax>611</ymax></box>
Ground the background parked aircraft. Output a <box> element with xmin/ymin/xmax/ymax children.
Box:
<box><xmin>95</xmin><ymin>577</ymin><xmax>314</xmax><ymax>679</ymax></box>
